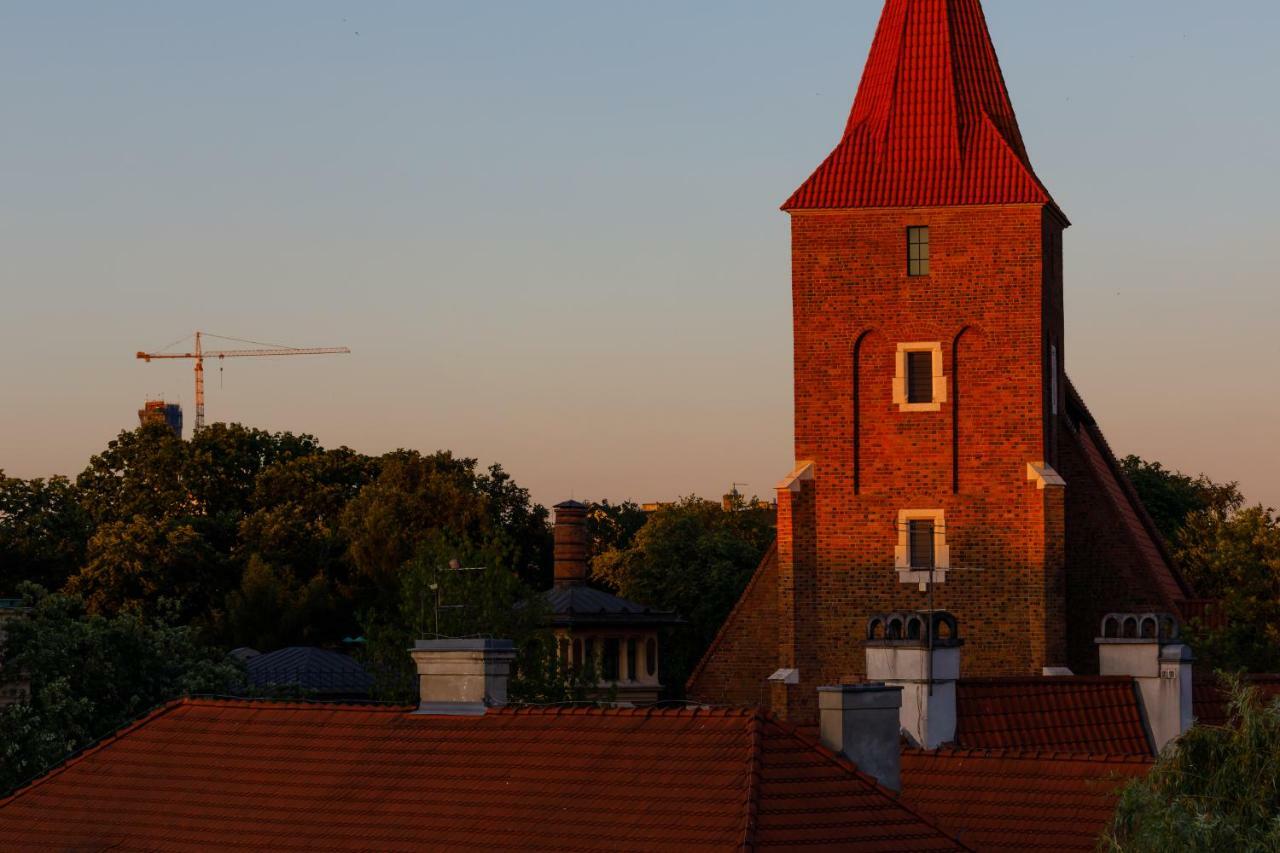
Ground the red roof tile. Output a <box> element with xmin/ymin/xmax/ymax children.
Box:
<box><xmin>784</xmin><ymin>0</ymin><xmax>1060</xmax><ymax>214</ymax></box>
<box><xmin>0</xmin><ymin>698</ymin><xmax>966</xmax><ymax>852</ymax></box>
<box><xmin>900</xmin><ymin>749</ymin><xmax>1150</xmax><ymax>852</ymax></box>
<box><xmin>1193</xmin><ymin>675</ymin><xmax>1280</xmax><ymax>727</ymax></box>
<box><xmin>955</xmin><ymin>677</ymin><xmax>1153</xmax><ymax>756</ymax></box>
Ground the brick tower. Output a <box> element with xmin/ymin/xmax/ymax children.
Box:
<box><xmin>688</xmin><ymin>0</ymin><xmax>1191</xmax><ymax>722</ymax></box>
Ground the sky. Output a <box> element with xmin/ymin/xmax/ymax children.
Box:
<box><xmin>1</xmin><ymin>1</ymin><xmax>1277</xmax><ymax>510</ymax></box>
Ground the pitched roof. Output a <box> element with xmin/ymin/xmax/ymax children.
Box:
<box><xmin>954</xmin><ymin>677</ymin><xmax>1153</xmax><ymax>756</ymax></box>
<box><xmin>1064</xmin><ymin>377</ymin><xmax>1192</xmax><ymax>612</ymax></box>
<box><xmin>0</xmin><ymin>698</ymin><xmax>966</xmax><ymax>852</ymax></box>
<box><xmin>542</xmin><ymin>585</ymin><xmax>681</xmax><ymax>627</ymax></box>
<box><xmin>784</xmin><ymin>0</ymin><xmax>1060</xmax><ymax>214</ymax></box>
<box><xmin>245</xmin><ymin>646</ymin><xmax>374</xmax><ymax>696</ymax></box>
<box><xmin>900</xmin><ymin>749</ymin><xmax>1150</xmax><ymax>851</ymax></box>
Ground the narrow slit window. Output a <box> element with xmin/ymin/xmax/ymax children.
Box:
<box><xmin>906</xmin><ymin>351</ymin><xmax>934</xmax><ymax>404</ymax></box>
<box><xmin>909</xmin><ymin>520</ymin><xmax>935</xmax><ymax>569</ymax></box>
<box><xmin>908</xmin><ymin>226</ymin><xmax>930</xmax><ymax>276</ymax></box>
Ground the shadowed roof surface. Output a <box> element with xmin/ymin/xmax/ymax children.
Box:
<box><xmin>0</xmin><ymin>698</ymin><xmax>966</xmax><ymax>852</ymax></box>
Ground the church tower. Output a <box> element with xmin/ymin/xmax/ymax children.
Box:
<box><xmin>688</xmin><ymin>0</ymin><xmax>1191</xmax><ymax>722</ymax></box>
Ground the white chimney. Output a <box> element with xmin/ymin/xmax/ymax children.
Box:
<box><xmin>865</xmin><ymin>611</ymin><xmax>963</xmax><ymax>749</ymax></box>
<box><xmin>410</xmin><ymin>639</ymin><xmax>516</xmax><ymax>715</ymax></box>
<box><xmin>1096</xmin><ymin>613</ymin><xmax>1193</xmax><ymax>752</ymax></box>
<box><xmin>818</xmin><ymin>683</ymin><xmax>904</xmax><ymax>791</ymax></box>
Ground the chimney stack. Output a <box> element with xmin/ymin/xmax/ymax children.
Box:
<box><xmin>818</xmin><ymin>684</ymin><xmax>904</xmax><ymax>791</ymax></box>
<box><xmin>1096</xmin><ymin>613</ymin><xmax>1193</xmax><ymax>752</ymax></box>
<box><xmin>410</xmin><ymin>639</ymin><xmax>516</xmax><ymax>715</ymax></box>
<box><xmin>865</xmin><ymin>611</ymin><xmax>963</xmax><ymax>749</ymax></box>
<box><xmin>553</xmin><ymin>500</ymin><xmax>589</xmax><ymax>588</ymax></box>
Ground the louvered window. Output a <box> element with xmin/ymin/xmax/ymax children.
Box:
<box><xmin>908</xmin><ymin>226</ymin><xmax>930</xmax><ymax>276</ymax></box>
<box><xmin>906</xmin><ymin>351</ymin><xmax>934</xmax><ymax>403</ymax></box>
<box><xmin>909</xmin><ymin>520</ymin><xmax>935</xmax><ymax>569</ymax></box>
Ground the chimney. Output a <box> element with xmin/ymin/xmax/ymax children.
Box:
<box><xmin>1096</xmin><ymin>613</ymin><xmax>1193</xmax><ymax>752</ymax></box>
<box><xmin>865</xmin><ymin>611</ymin><xmax>963</xmax><ymax>749</ymax></box>
<box><xmin>553</xmin><ymin>500</ymin><xmax>588</xmax><ymax>588</ymax></box>
<box><xmin>818</xmin><ymin>684</ymin><xmax>903</xmax><ymax>791</ymax></box>
<box><xmin>409</xmin><ymin>639</ymin><xmax>516</xmax><ymax>715</ymax></box>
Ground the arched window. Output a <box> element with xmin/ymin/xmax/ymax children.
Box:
<box><xmin>645</xmin><ymin>638</ymin><xmax>657</xmax><ymax>677</ymax></box>
<box><xmin>572</xmin><ymin>638</ymin><xmax>583</xmax><ymax>672</ymax></box>
<box><xmin>602</xmin><ymin>638</ymin><xmax>620</xmax><ymax>682</ymax></box>
<box><xmin>626</xmin><ymin>638</ymin><xmax>638</xmax><ymax>682</ymax></box>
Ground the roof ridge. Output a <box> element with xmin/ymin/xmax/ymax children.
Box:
<box><xmin>739</xmin><ymin>714</ymin><xmax>763</xmax><ymax>851</ymax></box>
<box><xmin>903</xmin><ymin>746</ymin><xmax>1155</xmax><ymax>764</ymax></box>
<box><xmin>0</xmin><ymin>697</ymin><xmax>188</xmax><ymax>807</ymax></box>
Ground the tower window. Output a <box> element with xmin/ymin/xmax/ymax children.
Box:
<box><xmin>907</xmin><ymin>351</ymin><xmax>934</xmax><ymax>403</ymax></box>
<box><xmin>909</xmin><ymin>520</ymin><xmax>935</xmax><ymax>569</ymax></box>
<box><xmin>908</xmin><ymin>226</ymin><xmax>930</xmax><ymax>276</ymax></box>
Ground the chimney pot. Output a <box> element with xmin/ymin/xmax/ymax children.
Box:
<box><xmin>865</xmin><ymin>610</ymin><xmax>963</xmax><ymax>749</ymax></box>
<box><xmin>1096</xmin><ymin>613</ymin><xmax>1193</xmax><ymax>751</ymax></box>
<box><xmin>553</xmin><ymin>500</ymin><xmax>589</xmax><ymax>588</ymax></box>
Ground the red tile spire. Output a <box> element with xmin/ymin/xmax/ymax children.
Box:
<box><xmin>784</xmin><ymin>0</ymin><xmax>1060</xmax><ymax>213</ymax></box>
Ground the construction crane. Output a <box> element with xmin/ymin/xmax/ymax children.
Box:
<box><xmin>136</xmin><ymin>331</ymin><xmax>351</xmax><ymax>432</ymax></box>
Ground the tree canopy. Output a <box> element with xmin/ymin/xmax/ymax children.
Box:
<box><xmin>1105</xmin><ymin>678</ymin><xmax>1280</xmax><ymax>851</ymax></box>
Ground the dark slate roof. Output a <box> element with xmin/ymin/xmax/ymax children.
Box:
<box><xmin>543</xmin><ymin>585</ymin><xmax>680</xmax><ymax>627</ymax></box>
<box><xmin>245</xmin><ymin>647</ymin><xmax>374</xmax><ymax>696</ymax></box>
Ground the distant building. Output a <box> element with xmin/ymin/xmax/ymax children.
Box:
<box><xmin>237</xmin><ymin>646</ymin><xmax>374</xmax><ymax>701</ymax></box>
<box><xmin>543</xmin><ymin>501</ymin><xmax>679</xmax><ymax>703</ymax></box>
<box><xmin>137</xmin><ymin>400</ymin><xmax>183</xmax><ymax>438</ymax></box>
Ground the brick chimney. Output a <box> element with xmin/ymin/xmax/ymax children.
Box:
<box><xmin>409</xmin><ymin>639</ymin><xmax>516</xmax><ymax>716</ymax></box>
<box><xmin>865</xmin><ymin>611</ymin><xmax>963</xmax><ymax>749</ymax></box>
<box><xmin>1096</xmin><ymin>613</ymin><xmax>1193</xmax><ymax>752</ymax></box>
<box><xmin>818</xmin><ymin>683</ymin><xmax>903</xmax><ymax>791</ymax></box>
<box><xmin>553</xmin><ymin>500</ymin><xmax>589</xmax><ymax>588</ymax></box>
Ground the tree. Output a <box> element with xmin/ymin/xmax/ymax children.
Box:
<box><xmin>1105</xmin><ymin>678</ymin><xmax>1280</xmax><ymax>851</ymax></box>
<box><xmin>341</xmin><ymin>451</ymin><xmax>549</xmax><ymax>596</ymax></box>
<box><xmin>359</xmin><ymin>535</ymin><xmax>571</xmax><ymax>703</ymax></box>
<box><xmin>1177</xmin><ymin>506</ymin><xmax>1280</xmax><ymax>673</ymax></box>
<box><xmin>584</xmin><ymin>500</ymin><xmax>648</xmax><ymax>566</ymax></box>
<box><xmin>592</xmin><ymin>495</ymin><xmax>775</xmax><ymax>693</ymax></box>
<box><xmin>64</xmin><ymin>516</ymin><xmax>220</xmax><ymax>619</ymax></box>
<box><xmin>1120</xmin><ymin>455</ymin><xmax>1242</xmax><ymax>543</ymax></box>
<box><xmin>0</xmin><ymin>584</ymin><xmax>243</xmax><ymax>794</ymax></box>
<box><xmin>223</xmin><ymin>556</ymin><xmax>341</xmax><ymax>651</ymax></box>
<box><xmin>0</xmin><ymin>472</ymin><xmax>90</xmax><ymax>594</ymax></box>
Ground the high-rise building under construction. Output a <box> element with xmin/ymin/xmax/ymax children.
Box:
<box><xmin>138</xmin><ymin>400</ymin><xmax>183</xmax><ymax>438</ymax></box>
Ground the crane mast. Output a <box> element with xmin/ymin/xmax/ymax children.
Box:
<box><xmin>136</xmin><ymin>330</ymin><xmax>351</xmax><ymax>432</ymax></box>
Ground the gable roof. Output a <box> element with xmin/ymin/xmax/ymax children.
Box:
<box><xmin>245</xmin><ymin>646</ymin><xmax>374</xmax><ymax>696</ymax></box>
<box><xmin>954</xmin><ymin>677</ymin><xmax>1153</xmax><ymax>756</ymax></box>
<box><xmin>784</xmin><ymin>0</ymin><xmax>1060</xmax><ymax>215</ymax></box>
<box><xmin>900</xmin><ymin>748</ymin><xmax>1150</xmax><ymax>851</ymax></box>
<box><xmin>0</xmin><ymin>698</ymin><xmax>966</xmax><ymax>852</ymax></box>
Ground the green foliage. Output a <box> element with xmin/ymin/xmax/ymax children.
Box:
<box><xmin>592</xmin><ymin>495</ymin><xmax>775</xmax><ymax>694</ymax></box>
<box><xmin>224</xmin><ymin>556</ymin><xmax>341</xmax><ymax>651</ymax></box>
<box><xmin>1178</xmin><ymin>506</ymin><xmax>1280</xmax><ymax>673</ymax></box>
<box><xmin>1120</xmin><ymin>455</ymin><xmax>1242</xmax><ymax>543</ymax></box>
<box><xmin>0</xmin><ymin>472</ymin><xmax>90</xmax><ymax>593</ymax></box>
<box><xmin>359</xmin><ymin>536</ymin><xmax>563</xmax><ymax>703</ymax></box>
<box><xmin>584</xmin><ymin>500</ymin><xmax>648</xmax><ymax>565</ymax></box>
<box><xmin>0</xmin><ymin>583</ymin><xmax>243</xmax><ymax>795</ymax></box>
<box><xmin>1104</xmin><ymin>678</ymin><xmax>1280</xmax><ymax>852</ymax></box>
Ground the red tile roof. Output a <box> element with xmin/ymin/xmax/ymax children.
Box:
<box><xmin>955</xmin><ymin>677</ymin><xmax>1153</xmax><ymax>756</ymax></box>
<box><xmin>900</xmin><ymin>749</ymin><xmax>1150</xmax><ymax>852</ymax></box>
<box><xmin>0</xmin><ymin>698</ymin><xmax>967</xmax><ymax>852</ymax></box>
<box><xmin>784</xmin><ymin>0</ymin><xmax>1060</xmax><ymax>214</ymax></box>
<box><xmin>1193</xmin><ymin>675</ymin><xmax>1280</xmax><ymax>727</ymax></box>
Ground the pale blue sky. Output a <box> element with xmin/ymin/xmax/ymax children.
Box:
<box><xmin>2</xmin><ymin>1</ymin><xmax>1277</xmax><ymax>509</ymax></box>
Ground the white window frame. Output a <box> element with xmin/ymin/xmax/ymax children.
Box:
<box><xmin>895</xmin><ymin>509</ymin><xmax>950</xmax><ymax>585</ymax></box>
<box><xmin>893</xmin><ymin>342</ymin><xmax>948</xmax><ymax>412</ymax></box>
